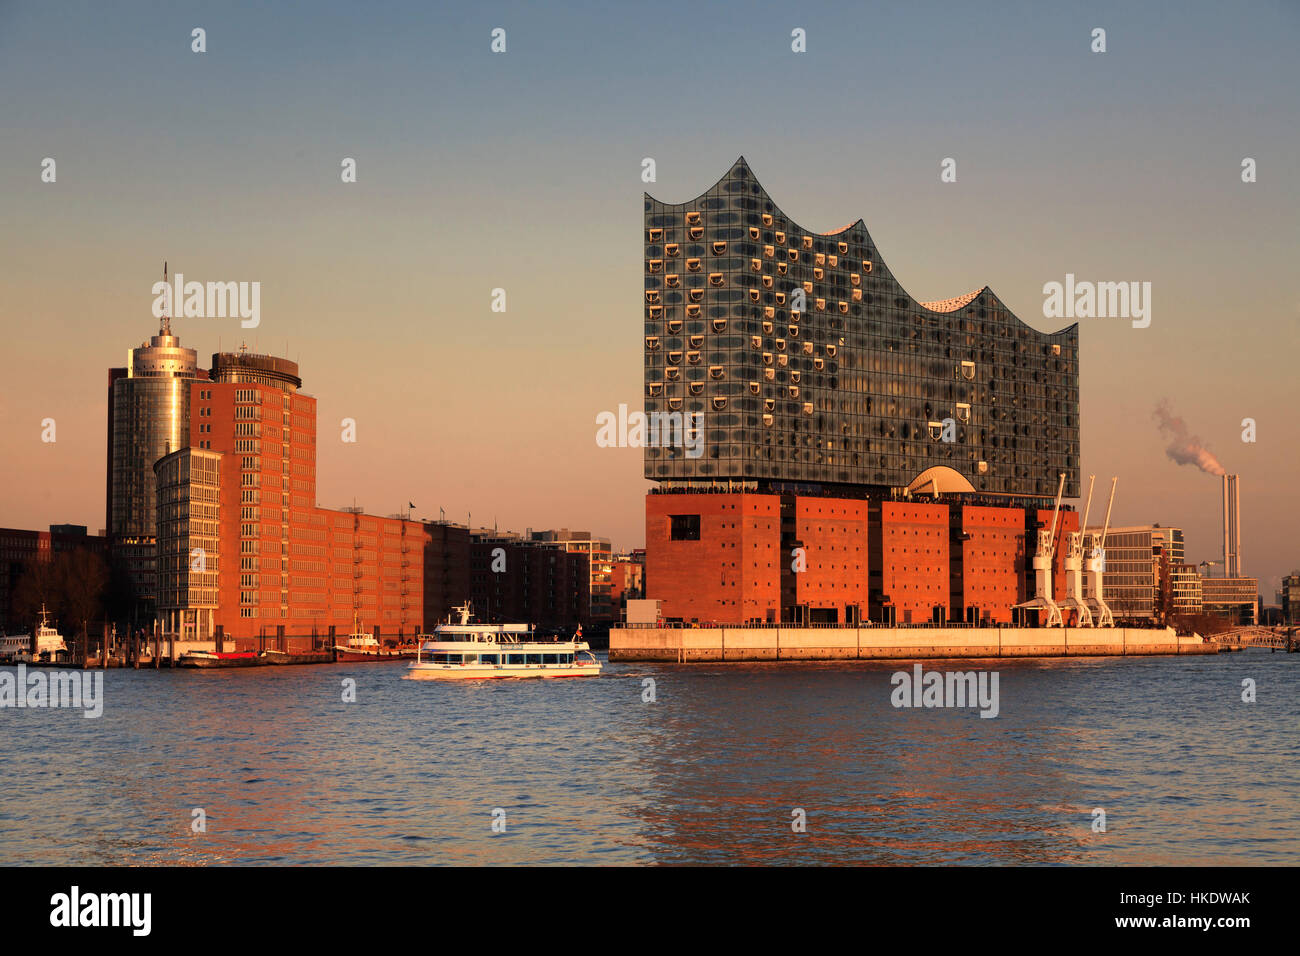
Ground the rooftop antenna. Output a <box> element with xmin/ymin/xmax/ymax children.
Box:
<box><xmin>160</xmin><ymin>261</ymin><xmax>172</xmax><ymax>336</ymax></box>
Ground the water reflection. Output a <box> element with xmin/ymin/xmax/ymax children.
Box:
<box><xmin>1</xmin><ymin>653</ymin><xmax>1296</xmax><ymax>865</ymax></box>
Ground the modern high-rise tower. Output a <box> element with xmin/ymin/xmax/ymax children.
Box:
<box><xmin>106</xmin><ymin>293</ymin><xmax>201</xmax><ymax>617</ymax></box>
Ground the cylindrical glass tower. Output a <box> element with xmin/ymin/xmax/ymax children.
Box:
<box><xmin>108</xmin><ymin>321</ymin><xmax>200</xmax><ymax>608</ymax></box>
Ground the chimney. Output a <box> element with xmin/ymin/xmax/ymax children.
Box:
<box><xmin>1222</xmin><ymin>474</ymin><xmax>1241</xmax><ymax>577</ymax></box>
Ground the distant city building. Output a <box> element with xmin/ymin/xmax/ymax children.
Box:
<box><xmin>1171</xmin><ymin>562</ymin><xmax>1203</xmax><ymax>616</ymax></box>
<box><xmin>528</xmin><ymin>529</ymin><xmax>614</xmax><ymax>624</ymax></box>
<box><xmin>1082</xmin><ymin>525</ymin><xmax>1184</xmax><ymax>621</ymax></box>
<box><xmin>610</xmin><ymin>550</ymin><xmax>645</xmax><ymax>618</ymax></box>
<box><xmin>106</xmin><ymin>312</ymin><xmax>203</xmax><ymax>618</ymax></box>
<box><xmin>470</xmin><ymin>530</ymin><xmax>590</xmax><ymax>627</ymax></box>
<box><xmin>1282</xmin><ymin>572</ymin><xmax>1300</xmax><ymax>625</ymax></box>
<box><xmin>1200</xmin><ymin>575</ymin><xmax>1258</xmax><ymax>626</ymax></box>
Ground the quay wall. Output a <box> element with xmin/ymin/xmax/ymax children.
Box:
<box><xmin>609</xmin><ymin>626</ymin><xmax>1215</xmax><ymax>663</ymax></box>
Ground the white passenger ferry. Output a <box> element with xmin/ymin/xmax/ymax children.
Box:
<box><xmin>405</xmin><ymin>605</ymin><xmax>601</xmax><ymax>681</ymax></box>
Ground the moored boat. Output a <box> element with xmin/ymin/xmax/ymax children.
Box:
<box><xmin>405</xmin><ymin>604</ymin><xmax>601</xmax><ymax>681</ymax></box>
<box><xmin>0</xmin><ymin>632</ymin><xmax>32</xmax><ymax>664</ymax></box>
<box><xmin>262</xmin><ymin>648</ymin><xmax>335</xmax><ymax>665</ymax></box>
<box><xmin>178</xmin><ymin>649</ymin><xmax>263</xmax><ymax>668</ymax></box>
<box><xmin>333</xmin><ymin>613</ymin><xmax>413</xmax><ymax>662</ymax></box>
<box><xmin>32</xmin><ymin>606</ymin><xmax>68</xmax><ymax>663</ymax></box>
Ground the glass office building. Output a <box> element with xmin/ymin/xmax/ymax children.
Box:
<box><xmin>107</xmin><ymin>319</ymin><xmax>201</xmax><ymax>608</ymax></box>
<box><xmin>644</xmin><ymin>158</ymin><xmax>1080</xmax><ymax>498</ymax></box>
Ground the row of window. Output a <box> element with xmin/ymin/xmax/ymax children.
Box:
<box><xmin>429</xmin><ymin>653</ymin><xmax>576</xmax><ymax>666</ymax></box>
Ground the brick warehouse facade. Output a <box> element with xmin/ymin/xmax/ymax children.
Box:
<box><xmin>647</xmin><ymin>491</ymin><xmax>1078</xmax><ymax>626</ymax></box>
<box><xmin>642</xmin><ymin>160</ymin><xmax>1082</xmax><ymax>626</ymax></box>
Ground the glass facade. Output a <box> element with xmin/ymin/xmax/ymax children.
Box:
<box><xmin>108</xmin><ymin>326</ymin><xmax>200</xmax><ymax>606</ymax></box>
<box><xmin>1083</xmin><ymin>525</ymin><xmax>1184</xmax><ymax>619</ymax></box>
<box><xmin>644</xmin><ymin>158</ymin><xmax>1080</xmax><ymax>498</ymax></box>
<box><xmin>155</xmin><ymin>447</ymin><xmax>222</xmax><ymax>639</ymax></box>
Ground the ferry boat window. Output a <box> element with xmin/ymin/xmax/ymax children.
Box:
<box><xmin>543</xmin><ymin>653</ymin><xmax>558</xmax><ymax>665</ymax></box>
<box><xmin>479</xmin><ymin>654</ymin><xmax>499</xmax><ymax>665</ymax></box>
<box><xmin>507</xmin><ymin>653</ymin><xmax>526</xmax><ymax>666</ymax></box>
<box><xmin>526</xmin><ymin>654</ymin><xmax>541</xmax><ymax>665</ymax></box>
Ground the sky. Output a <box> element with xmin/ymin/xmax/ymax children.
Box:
<box><xmin>1</xmin><ymin>0</ymin><xmax>1297</xmax><ymax>595</ymax></box>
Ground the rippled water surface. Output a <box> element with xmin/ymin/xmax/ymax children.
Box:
<box><xmin>2</xmin><ymin>652</ymin><xmax>1297</xmax><ymax>865</ymax></box>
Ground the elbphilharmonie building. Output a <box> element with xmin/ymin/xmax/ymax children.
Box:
<box><xmin>644</xmin><ymin>157</ymin><xmax>1080</xmax><ymax>500</ymax></box>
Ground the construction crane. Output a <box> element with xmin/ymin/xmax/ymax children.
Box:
<box><xmin>1084</xmin><ymin>477</ymin><xmax>1117</xmax><ymax>628</ymax></box>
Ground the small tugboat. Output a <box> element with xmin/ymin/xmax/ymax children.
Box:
<box><xmin>32</xmin><ymin>605</ymin><xmax>68</xmax><ymax>663</ymax></box>
<box><xmin>177</xmin><ymin>649</ymin><xmax>263</xmax><ymax>668</ymax></box>
<box><xmin>405</xmin><ymin>604</ymin><xmax>601</xmax><ymax>681</ymax></box>
<box><xmin>333</xmin><ymin>613</ymin><xmax>412</xmax><ymax>662</ymax></box>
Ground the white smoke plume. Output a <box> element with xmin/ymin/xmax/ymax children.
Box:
<box><xmin>1153</xmin><ymin>400</ymin><xmax>1226</xmax><ymax>476</ymax></box>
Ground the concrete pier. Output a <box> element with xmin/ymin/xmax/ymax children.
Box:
<box><xmin>608</xmin><ymin>625</ymin><xmax>1216</xmax><ymax>663</ymax></box>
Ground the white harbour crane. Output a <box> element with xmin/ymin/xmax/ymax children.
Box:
<box><xmin>1015</xmin><ymin>472</ymin><xmax>1067</xmax><ymax>627</ymax></box>
<box><xmin>1061</xmin><ymin>475</ymin><xmax>1096</xmax><ymax>627</ymax></box>
<box><xmin>1084</xmin><ymin>477</ymin><xmax>1118</xmax><ymax>628</ymax></box>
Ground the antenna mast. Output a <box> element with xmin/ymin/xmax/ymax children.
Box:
<box><xmin>161</xmin><ymin>261</ymin><xmax>172</xmax><ymax>336</ymax></box>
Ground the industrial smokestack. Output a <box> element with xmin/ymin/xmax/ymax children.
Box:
<box><xmin>1153</xmin><ymin>400</ymin><xmax>1226</xmax><ymax>476</ymax></box>
<box><xmin>1222</xmin><ymin>474</ymin><xmax>1241</xmax><ymax>577</ymax></box>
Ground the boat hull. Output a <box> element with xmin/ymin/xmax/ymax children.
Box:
<box><xmin>178</xmin><ymin>653</ymin><xmax>263</xmax><ymax>668</ymax></box>
<box><xmin>262</xmin><ymin>650</ymin><xmax>335</xmax><ymax>666</ymax></box>
<box><xmin>404</xmin><ymin>662</ymin><xmax>601</xmax><ymax>680</ymax></box>
<box><xmin>333</xmin><ymin>648</ymin><xmax>415</xmax><ymax>663</ymax></box>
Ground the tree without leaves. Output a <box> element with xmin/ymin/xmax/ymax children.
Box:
<box><xmin>10</xmin><ymin>547</ymin><xmax>109</xmax><ymax>636</ymax></box>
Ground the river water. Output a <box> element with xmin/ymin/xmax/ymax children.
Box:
<box><xmin>1</xmin><ymin>651</ymin><xmax>1296</xmax><ymax>865</ymax></box>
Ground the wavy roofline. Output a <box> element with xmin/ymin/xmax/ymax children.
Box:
<box><xmin>646</xmin><ymin>156</ymin><xmax>1077</xmax><ymax>340</ymax></box>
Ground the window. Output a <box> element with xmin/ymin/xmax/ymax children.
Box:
<box><xmin>670</xmin><ymin>514</ymin><xmax>701</xmax><ymax>540</ymax></box>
